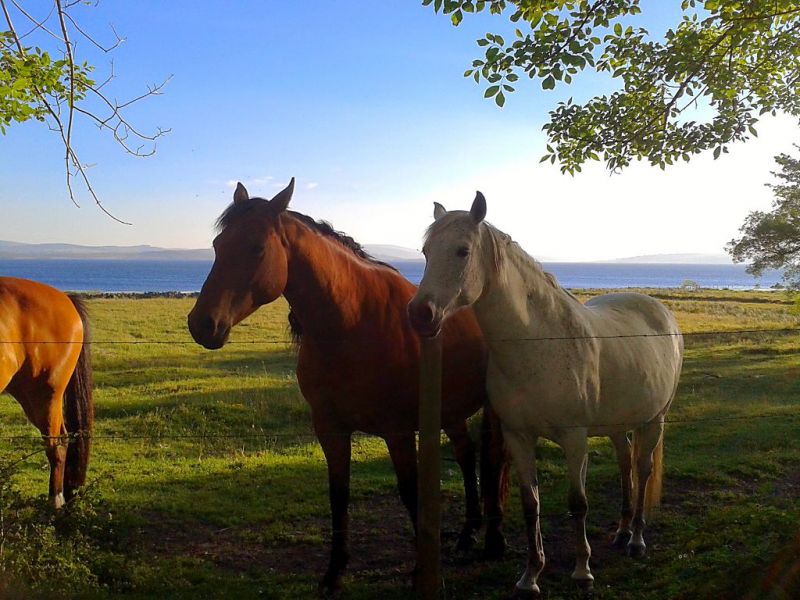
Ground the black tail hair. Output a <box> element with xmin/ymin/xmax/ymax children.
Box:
<box><xmin>64</xmin><ymin>294</ymin><xmax>94</xmax><ymax>498</ymax></box>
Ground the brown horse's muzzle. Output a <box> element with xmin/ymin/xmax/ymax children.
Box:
<box><xmin>187</xmin><ymin>310</ymin><xmax>231</xmax><ymax>350</ymax></box>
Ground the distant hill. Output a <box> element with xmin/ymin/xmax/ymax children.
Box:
<box><xmin>0</xmin><ymin>241</ymin><xmax>737</xmax><ymax>266</ymax></box>
<box><xmin>603</xmin><ymin>253</ymin><xmax>734</xmax><ymax>265</ymax></box>
<box><xmin>363</xmin><ymin>244</ymin><xmax>423</xmax><ymax>262</ymax></box>
<box><xmin>0</xmin><ymin>240</ymin><xmax>213</xmax><ymax>261</ymax></box>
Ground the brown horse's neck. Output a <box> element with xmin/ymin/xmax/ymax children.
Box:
<box><xmin>279</xmin><ymin>216</ymin><xmax>403</xmax><ymax>339</ymax></box>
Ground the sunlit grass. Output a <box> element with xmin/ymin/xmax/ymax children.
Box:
<box><xmin>1</xmin><ymin>290</ymin><xmax>799</xmax><ymax>599</ymax></box>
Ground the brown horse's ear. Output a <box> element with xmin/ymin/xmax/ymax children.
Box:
<box><xmin>271</xmin><ymin>177</ymin><xmax>295</xmax><ymax>213</ymax></box>
<box><xmin>470</xmin><ymin>191</ymin><xmax>487</xmax><ymax>224</ymax></box>
<box><xmin>433</xmin><ymin>202</ymin><xmax>447</xmax><ymax>221</ymax></box>
<box><xmin>234</xmin><ymin>182</ymin><xmax>249</xmax><ymax>204</ymax></box>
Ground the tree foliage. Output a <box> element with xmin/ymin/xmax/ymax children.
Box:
<box><xmin>424</xmin><ymin>0</ymin><xmax>800</xmax><ymax>173</ymax></box>
<box><xmin>728</xmin><ymin>147</ymin><xmax>800</xmax><ymax>286</ymax></box>
<box><xmin>1</xmin><ymin>1</ymin><xmax>169</xmax><ymax>221</ymax></box>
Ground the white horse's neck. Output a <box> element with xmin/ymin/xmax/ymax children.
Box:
<box><xmin>473</xmin><ymin>225</ymin><xmax>586</xmax><ymax>343</ymax></box>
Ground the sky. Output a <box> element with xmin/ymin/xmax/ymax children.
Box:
<box><xmin>1</xmin><ymin>1</ymin><xmax>799</xmax><ymax>261</ymax></box>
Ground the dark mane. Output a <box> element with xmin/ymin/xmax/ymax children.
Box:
<box><xmin>286</xmin><ymin>210</ymin><xmax>398</xmax><ymax>273</ymax></box>
<box><xmin>215</xmin><ymin>197</ymin><xmax>269</xmax><ymax>232</ymax></box>
<box><xmin>216</xmin><ymin>197</ymin><xmax>399</xmax><ymax>343</ymax></box>
<box><xmin>216</xmin><ymin>198</ymin><xmax>397</xmax><ymax>272</ymax></box>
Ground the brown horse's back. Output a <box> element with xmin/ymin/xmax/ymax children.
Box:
<box><xmin>0</xmin><ymin>277</ymin><xmax>85</xmax><ymax>393</ymax></box>
<box><xmin>295</xmin><ymin>268</ymin><xmax>487</xmax><ymax>435</ymax></box>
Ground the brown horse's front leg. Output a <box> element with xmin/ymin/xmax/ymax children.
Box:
<box><xmin>317</xmin><ymin>427</ymin><xmax>352</xmax><ymax>598</ymax></box>
<box><xmin>385</xmin><ymin>433</ymin><xmax>418</xmax><ymax>531</ymax></box>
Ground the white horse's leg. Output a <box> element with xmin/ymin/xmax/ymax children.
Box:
<box><xmin>505</xmin><ymin>429</ymin><xmax>544</xmax><ymax>598</ymax></box>
<box><xmin>629</xmin><ymin>420</ymin><xmax>663</xmax><ymax>558</ymax></box>
<box><xmin>610</xmin><ymin>432</ymin><xmax>633</xmax><ymax>547</ymax></box>
<box><xmin>562</xmin><ymin>429</ymin><xmax>593</xmax><ymax>588</ymax></box>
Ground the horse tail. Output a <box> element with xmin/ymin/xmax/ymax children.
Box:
<box><xmin>632</xmin><ymin>429</ymin><xmax>664</xmax><ymax>517</ymax></box>
<box><xmin>64</xmin><ymin>294</ymin><xmax>94</xmax><ymax>497</ymax></box>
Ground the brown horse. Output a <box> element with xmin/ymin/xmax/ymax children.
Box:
<box><xmin>0</xmin><ymin>277</ymin><xmax>94</xmax><ymax>507</ymax></box>
<box><xmin>188</xmin><ymin>179</ymin><xmax>510</xmax><ymax>595</ymax></box>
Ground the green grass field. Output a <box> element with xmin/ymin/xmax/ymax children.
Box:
<box><xmin>1</xmin><ymin>291</ymin><xmax>799</xmax><ymax>599</ymax></box>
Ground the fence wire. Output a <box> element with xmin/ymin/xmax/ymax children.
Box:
<box><xmin>1</xmin><ymin>325</ymin><xmax>799</xmax><ymax>485</ymax></box>
<box><xmin>2</xmin><ymin>325</ymin><xmax>800</xmax><ymax>344</ymax></box>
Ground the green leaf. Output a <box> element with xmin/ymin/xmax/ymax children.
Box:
<box><xmin>495</xmin><ymin>91</ymin><xmax>505</xmax><ymax>107</ymax></box>
<box><xmin>542</xmin><ymin>75</ymin><xmax>555</xmax><ymax>90</ymax></box>
<box><xmin>484</xmin><ymin>85</ymin><xmax>500</xmax><ymax>98</ymax></box>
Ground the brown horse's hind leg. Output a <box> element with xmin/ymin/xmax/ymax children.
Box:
<box><xmin>316</xmin><ymin>426</ymin><xmax>352</xmax><ymax>598</ymax></box>
<box><xmin>445</xmin><ymin>422</ymin><xmax>481</xmax><ymax>553</ymax></box>
<box><xmin>12</xmin><ymin>385</ymin><xmax>68</xmax><ymax>509</ymax></box>
<box><xmin>610</xmin><ymin>432</ymin><xmax>633</xmax><ymax>548</ymax></box>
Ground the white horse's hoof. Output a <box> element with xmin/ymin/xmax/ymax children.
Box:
<box><xmin>50</xmin><ymin>493</ymin><xmax>65</xmax><ymax>510</ymax></box>
<box><xmin>612</xmin><ymin>530</ymin><xmax>632</xmax><ymax>548</ymax></box>
<box><xmin>627</xmin><ymin>541</ymin><xmax>647</xmax><ymax>558</ymax></box>
<box><xmin>511</xmin><ymin>584</ymin><xmax>541</xmax><ymax>599</ymax></box>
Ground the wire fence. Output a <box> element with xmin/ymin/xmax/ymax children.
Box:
<box><xmin>2</xmin><ymin>326</ymin><xmax>800</xmax><ymax>477</ymax></box>
<box><xmin>2</xmin><ymin>325</ymin><xmax>800</xmax><ymax>344</ymax></box>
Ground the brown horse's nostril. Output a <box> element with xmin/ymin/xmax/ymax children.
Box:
<box><xmin>204</xmin><ymin>316</ymin><xmax>217</xmax><ymax>336</ymax></box>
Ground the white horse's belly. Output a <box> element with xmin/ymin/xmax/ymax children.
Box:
<box><xmin>486</xmin><ymin>334</ymin><xmax>682</xmax><ymax>436</ymax></box>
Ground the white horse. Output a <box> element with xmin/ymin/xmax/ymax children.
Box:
<box><xmin>408</xmin><ymin>192</ymin><xmax>683</xmax><ymax>597</ymax></box>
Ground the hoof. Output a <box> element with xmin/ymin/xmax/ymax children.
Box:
<box><xmin>317</xmin><ymin>573</ymin><xmax>342</xmax><ymax>599</ymax></box>
<box><xmin>574</xmin><ymin>577</ymin><xmax>594</xmax><ymax>591</ymax></box>
<box><xmin>484</xmin><ymin>529</ymin><xmax>507</xmax><ymax>559</ymax></box>
<box><xmin>455</xmin><ymin>528</ymin><xmax>479</xmax><ymax>553</ymax></box>
<box><xmin>510</xmin><ymin>584</ymin><xmax>541</xmax><ymax>599</ymax></box>
<box><xmin>50</xmin><ymin>493</ymin><xmax>65</xmax><ymax>510</ymax></box>
<box><xmin>612</xmin><ymin>530</ymin><xmax>632</xmax><ymax>548</ymax></box>
<box><xmin>627</xmin><ymin>541</ymin><xmax>647</xmax><ymax>559</ymax></box>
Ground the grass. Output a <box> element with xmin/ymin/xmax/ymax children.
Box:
<box><xmin>0</xmin><ymin>290</ymin><xmax>799</xmax><ymax>599</ymax></box>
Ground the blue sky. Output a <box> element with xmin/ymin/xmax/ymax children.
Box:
<box><xmin>1</xmin><ymin>1</ymin><xmax>799</xmax><ymax>260</ymax></box>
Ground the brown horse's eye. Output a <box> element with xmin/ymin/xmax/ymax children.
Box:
<box><xmin>456</xmin><ymin>247</ymin><xmax>469</xmax><ymax>258</ymax></box>
<box><xmin>252</xmin><ymin>244</ymin><xmax>265</xmax><ymax>256</ymax></box>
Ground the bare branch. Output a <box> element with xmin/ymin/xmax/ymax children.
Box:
<box><xmin>55</xmin><ymin>0</ymin><xmax>77</xmax><ymax>208</ymax></box>
<box><xmin>14</xmin><ymin>1</ymin><xmax>57</xmax><ymax>42</ymax></box>
<box><xmin>1</xmin><ymin>0</ymin><xmax>167</xmax><ymax>223</ymax></box>
<box><xmin>64</xmin><ymin>10</ymin><xmax>124</xmax><ymax>53</ymax></box>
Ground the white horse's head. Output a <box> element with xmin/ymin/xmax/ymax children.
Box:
<box><xmin>408</xmin><ymin>191</ymin><xmax>499</xmax><ymax>337</ymax></box>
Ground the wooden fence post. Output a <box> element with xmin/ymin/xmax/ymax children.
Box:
<box><xmin>418</xmin><ymin>334</ymin><xmax>442</xmax><ymax>599</ymax></box>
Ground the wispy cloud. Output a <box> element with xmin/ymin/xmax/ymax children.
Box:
<box><xmin>224</xmin><ymin>176</ymin><xmax>275</xmax><ymax>189</ymax></box>
<box><xmin>306</xmin><ymin>182</ymin><xmax>319</xmax><ymax>190</ymax></box>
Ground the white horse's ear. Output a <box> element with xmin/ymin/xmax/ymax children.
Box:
<box><xmin>233</xmin><ymin>182</ymin><xmax>249</xmax><ymax>204</ymax></box>
<box><xmin>433</xmin><ymin>202</ymin><xmax>447</xmax><ymax>221</ymax></box>
<box><xmin>271</xmin><ymin>177</ymin><xmax>295</xmax><ymax>213</ymax></box>
<box><xmin>470</xmin><ymin>191</ymin><xmax>487</xmax><ymax>224</ymax></box>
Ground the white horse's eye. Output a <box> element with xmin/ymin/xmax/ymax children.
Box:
<box><xmin>456</xmin><ymin>247</ymin><xmax>469</xmax><ymax>258</ymax></box>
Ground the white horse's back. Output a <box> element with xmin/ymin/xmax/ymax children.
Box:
<box><xmin>583</xmin><ymin>292</ymin><xmax>683</xmax><ymax>435</ymax></box>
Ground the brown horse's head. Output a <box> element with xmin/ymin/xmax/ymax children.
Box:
<box><xmin>188</xmin><ymin>178</ymin><xmax>295</xmax><ymax>349</ymax></box>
